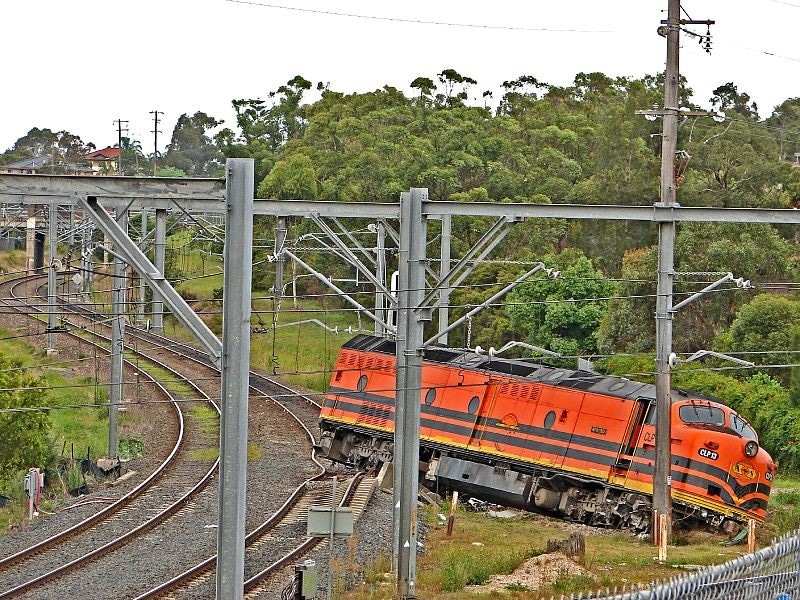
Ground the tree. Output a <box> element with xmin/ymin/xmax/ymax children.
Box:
<box><xmin>154</xmin><ymin>166</ymin><xmax>186</xmax><ymax>177</ymax></box>
<box><xmin>410</xmin><ymin>76</ymin><xmax>435</xmax><ymax>107</ymax></box>
<box><xmin>162</xmin><ymin>112</ymin><xmax>225</xmax><ymax>177</ymax></box>
<box><xmin>710</xmin><ymin>82</ymin><xmax>759</xmax><ymax>120</ymax></box>
<box><xmin>600</xmin><ymin>223</ymin><xmax>793</xmax><ymax>355</ymax></box>
<box><xmin>715</xmin><ymin>294</ymin><xmax>800</xmax><ymax>387</ymax></box>
<box><xmin>0</xmin><ymin>356</ymin><xmax>51</xmax><ymax>490</ymax></box>
<box><xmin>119</xmin><ymin>137</ymin><xmax>146</xmax><ymax>175</ymax></box>
<box><xmin>497</xmin><ymin>75</ymin><xmax>549</xmax><ymax>116</ymax></box>
<box><xmin>766</xmin><ymin>97</ymin><xmax>800</xmax><ymax>162</ymax></box>
<box><xmin>436</xmin><ymin>69</ymin><xmax>477</xmax><ymax>108</ymax></box>
<box><xmin>9</xmin><ymin>127</ymin><xmax>57</xmax><ymax>158</ymax></box>
<box><xmin>257</xmin><ymin>154</ymin><xmax>317</xmax><ymax>199</ymax></box>
<box><xmin>1</xmin><ymin>128</ymin><xmax>95</xmax><ymax>168</ymax></box>
<box><xmin>507</xmin><ymin>252</ymin><xmax>614</xmax><ymax>358</ymax></box>
<box><xmin>233</xmin><ymin>75</ymin><xmax>312</xmax><ymax>151</ymax></box>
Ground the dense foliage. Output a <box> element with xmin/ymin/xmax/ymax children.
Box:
<box><xmin>0</xmin><ymin>356</ymin><xmax>50</xmax><ymax>490</ymax></box>
<box><xmin>4</xmin><ymin>69</ymin><xmax>800</xmax><ymax>470</ymax></box>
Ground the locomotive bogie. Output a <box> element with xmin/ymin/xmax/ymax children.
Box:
<box><xmin>320</xmin><ymin>335</ymin><xmax>774</xmax><ymax>533</ymax></box>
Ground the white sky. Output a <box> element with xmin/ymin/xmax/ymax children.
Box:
<box><xmin>2</xmin><ymin>0</ymin><xmax>797</xmax><ymax>155</ymax></box>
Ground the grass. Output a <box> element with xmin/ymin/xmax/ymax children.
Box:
<box><xmin>339</xmin><ymin>506</ymin><xmax>756</xmax><ymax>599</ymax></box>
<box><xmin>162</xmin><ymin>293</ymin><xmax>358</xmax><ymax>393</ymax></box>
<box><xmin>0</xmin><ymin>319</ymin><xmax>112</xmax><ymax>460</ymax></box>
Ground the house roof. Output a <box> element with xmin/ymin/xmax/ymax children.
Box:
<box><xmin>83</xmin><ymin>147</ymin><xmax>120</xmax><ymax>161</ymax></box>
<box><xmin>1</xmin><ymin>156</ymin><xmax>51</xmax><ymax>170</ymax></box>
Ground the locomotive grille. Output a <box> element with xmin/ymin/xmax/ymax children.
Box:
<box><xmin>499</xmin><ymin>383</ymin><xmax>541</xmax><ymax>402</ymax></box>
<box><xmin>356</xmin><ymin>402</ymin><xmax>390</xmax><ymax>428</ymax></box>
<box><xmin>343</xmin><ymin>351</ymin><xmax>357</xmax><ymax>368</ymax></box>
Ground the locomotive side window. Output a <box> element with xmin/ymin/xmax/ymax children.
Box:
<box><xmin>544</xmin><ymin>410</ymin><xmax>556</xmax><ymax>429</ymax></box>
<box><xmin>679</xmin><ymin>403</ymin><xmax>724</xmax><ymax>425</ymax></box>
<box><xmin>730</xmin><ymin>412</ymin><xmax>758</xmax><ymax>441</ymax></box>
<box><xmin>357</xmin><ymin>375</ymin><xmax>368</xmax><ymax>392</ymax></box>
<box><xmin>468</xmin><ymin>396</ymin><xmax>480</xmax><ymax>415</ymax></box>
<box><xmin>643</xmin><ymin>401</ymin><xmax>656</xmax><ymax>425</ymax></box>
<box><xmin>424</xmin><ymin>388</ymin><xmax>436</xmax><ymax>406</ymax></box>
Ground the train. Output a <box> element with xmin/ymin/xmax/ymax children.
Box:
<box><xmin>318</xmin><ymin>334</ymin><xmax>775</xmax><ymax>533</ymax></box>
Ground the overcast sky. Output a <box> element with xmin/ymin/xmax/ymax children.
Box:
<box><xmin>3</xmin><ymin>0</ymin><xmax>797</xmax><ymax>155</ymax></box>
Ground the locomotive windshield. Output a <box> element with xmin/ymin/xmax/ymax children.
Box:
<box><xmin>730</xmin><ymin>412</ymin><xmax>758</xmax><ymax>441</ymax></box>
<box><xmin>679</xmin><ymin>402</ymin><xmax>725</xmax><ymax>426</ymax></box>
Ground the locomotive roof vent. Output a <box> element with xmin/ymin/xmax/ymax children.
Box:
<box><xmin>476</xmin><ymin>360</ymin><xmax>539</xmax><ymax>377</ymax></box>
<box><xmin>425</xmin><ymin>348</ymin><xmax>464</xmax><ymax>363</ymax></box>
<box><xmin>588</xmin><ymin>378</ymin><xmax>654</xmax><ymax>400</ymax></box>
<box><xmin>560</xmin><ymin>374</ymin><xmax>605</xmax><ymax>390</ymax></box>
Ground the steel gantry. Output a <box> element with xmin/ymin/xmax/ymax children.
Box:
<box><xmin>6</xmin><ymin>170</ymin><xmax>800</xmax><ymax>598</ymax></box>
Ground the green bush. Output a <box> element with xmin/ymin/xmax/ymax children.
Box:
<box><xmin>439</xmin><ymin>546</ymin><xmax>529</xmax><ymax>591</ymax></box>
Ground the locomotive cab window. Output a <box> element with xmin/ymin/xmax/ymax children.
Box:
<box><xmin>730</xmin><ymin>412</ymin><xmax>758</xmax><ymax>441</ymax></box>
<box><xmin>642</xmin><ymin>401</ymin><xmax>656</xmax><ymax>425</ymax></box>
<box><xmin>679</xmin><ymin>403</ymin><xmax>724</xmax><ymax>426</ymax></box>
<box><xmin>357</xmin><ymin>375</ymin><xmax>368</xmax><ymax>392</ymax></box>
<box><xmin>468</xmin><ymin>396</ymin><xmax>480</xmax><ymax>415</ymax></box>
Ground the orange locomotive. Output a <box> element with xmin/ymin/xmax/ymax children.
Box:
<box><xmin>319</xmin><ymin>335</ymin><xmax>775</xmax><ymax>532</ymax></box>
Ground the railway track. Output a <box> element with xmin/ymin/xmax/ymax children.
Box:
<box><xmin>0</xmin><ymin>274</ymin><xmax>220</xmax><ymax>597</ymax></box>
<box><xmin>0</xmin><ymin>273</ymin><xmax>375</xmax><ymax>598</ymax></box>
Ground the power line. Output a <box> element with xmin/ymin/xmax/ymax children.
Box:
<box><xmin>225</xmin><ymin>0</ymin><xmax>613</xmax><ymax>33</ymax></box>
<box><xmin>766</xmin><ymin>0</ymin><xmax>800</xmax><ymax>8</ymax></box>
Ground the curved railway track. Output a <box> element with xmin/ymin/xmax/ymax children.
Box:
<box><xmin>0</xmin><ymin>274</ymin><xmax>221</xmax><ymax>597</ymax></box>
<box><xmin>0</xmin><ymin>273</ymin><xmax>373</xmax><ymax>598</ymax></box>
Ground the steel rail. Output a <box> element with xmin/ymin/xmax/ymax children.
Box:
<box><xmin>0</xmin><ymin>275</ymin><xmax>221</xmax><ymax>597</ymax></box>
<box><xmin>133</xmin><ymin>382</ymin><xmax>329</xmax><ymax>598</ymax></box>
<box><xmin>242</xmin><ymin>473</ymin><xmax>367</xmax><ymax>593</ymax></box>
<box><xmin>0</xmin><ymin>275</ymin><xmax>186</xmax><ymax>572</ymax></box>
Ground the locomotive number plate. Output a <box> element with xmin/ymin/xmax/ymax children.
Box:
<box><xmin>698</xmin><ymin>448</ymin><xmax>718</xmax><ymax>460</ymax></box>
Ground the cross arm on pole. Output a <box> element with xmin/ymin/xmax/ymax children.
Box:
<box><xmin>671</xmin><ymin>350</ymin><xmax>754</xmax><ymax>368</ymax></box>
<box><xmin>330</xmin><ymin>216</ymin><xmax>378</xmax><ymax>268</ymax></box>
<box><xmin>283</xmin><ymin>248</ymin><xmax>396</xmax><ymax>333</ymax></box>
<box><xmin>424</xmin><ymin>264</ymin><xmax>558</xmax><ymax>347</ymax></box>
<box><xmin>309</xmin><ymin>214</ymin><xmax>392</xmax><ymax>298</ymax></box>
<box><xmin>671</xmin><ymin>272</ymin><xmax>751</xmax><ymax>312</ymax></box>
<box><xmin>416</xmin><ymin>216</ymin><xmax>518</xmax><ymax>313</ymax></box>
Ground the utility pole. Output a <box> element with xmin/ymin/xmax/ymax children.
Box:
<box><xmin>114</xmin><ymin>119</ymin><xmax>129</xmax><ymax>176</ymax></box>
<box><xmin>653</xmin><ymin>0</ymin><xmax>680</xmax><ymax>548</ymax></box>
<box><xmin>652</xmin><ymin>0</ymin><xmax>714</xmax><ymax>548</ymax></box>
<box><xmin>150</xmin><ymin>110</ymin><xmax>164</xmax><ymax>176</ymax></box>
<box><xmin>275</xmin><ymin>216</ymin><xmax>288</xmax><ymax>300</ymax></box>
<box><xmin>46</xmin><ymin>201</ymin><xmax>58</xmax><ymax>354</ymax></box>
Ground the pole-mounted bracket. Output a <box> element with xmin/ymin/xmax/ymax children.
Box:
<box><xmin>78</xmin><ymin>195</ymin><xmax>222</xmax><ymax>367</ymax></box>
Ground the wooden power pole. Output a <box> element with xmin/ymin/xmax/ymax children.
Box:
<box><xmin>652</xmin><ymin>0</ymin><xmax>681</xmax><ymax>546</ymax></box>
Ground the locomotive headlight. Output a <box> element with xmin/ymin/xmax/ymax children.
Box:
<box><xmin>744</xmin><ymin>440</ymin><xmax>759</xmax><ymax>458</ymax></box>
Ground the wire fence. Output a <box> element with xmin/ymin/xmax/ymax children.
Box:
<box><xmin>575</xmin><ymin>529</ymin><xmax>800</xmax><ymax>600</ymax></box>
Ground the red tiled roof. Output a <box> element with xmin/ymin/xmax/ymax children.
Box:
<box><xmin>83</xmin><ymin>147</ymin><xmax>120</xmax><ymax>160</ymax></box>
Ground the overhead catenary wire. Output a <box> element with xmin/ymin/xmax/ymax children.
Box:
<box><xmin>4</xmin><ymin>357</ymin><xmax>800</xmax><ymax>416</ymax></box>
<box><xmin>224</xmin><ymin>0</ymin><xmax>613</xmax><ymax>33</ymax></box>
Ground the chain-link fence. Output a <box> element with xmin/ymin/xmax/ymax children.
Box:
<box><xmin>573</xmin><ymin>529</ymin><xmax>800</xmax><ymax>600</ymax></box>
